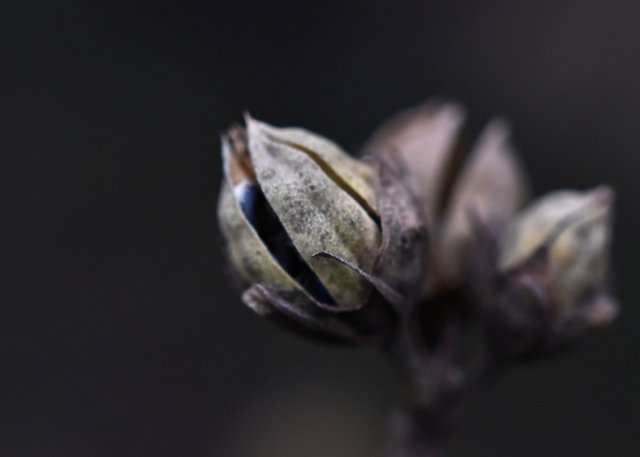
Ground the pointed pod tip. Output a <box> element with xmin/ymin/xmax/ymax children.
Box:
<box><xmin>440</xmin><ymin>100</ymin><xmax>466</xmax><ymax>121</ymax></box>
<box><xmin>220</xmin><ymin>134</ymin><xmax>233</xmax><ymax>165</ymax></box>
<box><xmin>241</xmin><ymin>287</ymin><xmax>273</xmax><ymax>316</ymax></box>
<box><xmin>485</xmin><ymin>117</ymin><xmax>512</xmax><ymax>139</ymax></box>
<box><xmin>416</xmin><ymin>98</ymin><xmax>466</xmax><ymax>123</ymax></box>
<box><xmin>243</xmin><ymin>114</ymin><xmax>272</xmax><ymax>141</ymax></box>
<box><xmin>243</xmin><ymin>112</ymin><xmax>255</xmax><ymax>132</ymax></box>
<box><xmin>243</xmin><ymin>112</ymin><xmax>270</xmax><ymax>130</ymax></box>
<box><xmin>585</xmin><ymin>294</ymin><xmax>619</xmax><ymax>327</ymax></box>
<box><xmin>590</xmin><ymin>184</ymin><xmax>615</xmax><ymax>206</ymax></box>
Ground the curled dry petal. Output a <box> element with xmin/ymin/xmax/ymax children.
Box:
<box><xmin>242</xmin><ymin>284</ymin><xmax>365</xmax><ymax>343</ymax></box>
<box><xmin>370</xmin><ymin>155</ymin><xmax>428</xmax><ymax>307</ymax></box>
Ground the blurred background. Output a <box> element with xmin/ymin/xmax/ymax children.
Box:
<box><xmin>2</xmin><ymin>0</ymin><xmax>639</xmax><ymax>456</ymax></box>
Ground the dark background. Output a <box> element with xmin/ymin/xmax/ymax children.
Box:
<box><xmin>2</xmin><ymin>1</ymin><xmax>639</xmax><ymax>456</ymax></box>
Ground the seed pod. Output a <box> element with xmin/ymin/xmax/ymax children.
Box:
<box><xmin>366</xmin><ymin>101</ymin><xmax>464</xmax><ymax>300</ymax></box>
<box><xmin>366</xmin><ymin>103</ymin><xmax>529</xmax><ymax>298</ymax></box>
<box><xmin>245</xmin><ymin>117</ymin><xmax>382</xmax><ymax>308</ymax></box>
<box><xmin>365</xmin><ymin>100</ymin><xmax>465</xmax><ymax>224</ymax></box>
<box><xmin>436</xmin><ymin>119</ymin><xmax>529</xmax><ymax>287</ymax></box>
<box><xmin>491</xmin><ymin>187</ymin><xmax>618</xmax><ymax>354</ymax></box>
<box><xmin>218</xmin><ymin>117</ymin><xmax>427</xmax><ymax>343</ymax></box>
<box><xmin>499</xmin><ymin>187</ymin><xmax>614</xmax><ymax>311</ymax></box>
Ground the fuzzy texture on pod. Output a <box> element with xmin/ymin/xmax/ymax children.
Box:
<box><xmin>218</xmin><ymin>117</ymin><xmax>427</xmax><ymax>344</ymax></box>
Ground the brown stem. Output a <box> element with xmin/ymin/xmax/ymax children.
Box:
<box><xmin>384</xmin><ymin>300</ymin><xmax>488</xmax><ymax>457</ymax></box>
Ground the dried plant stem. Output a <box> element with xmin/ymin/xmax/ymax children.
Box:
<box><xmin>384</xmin><ymin>303</ymin><xmax>494</xmax><ymax>457</ymax></box>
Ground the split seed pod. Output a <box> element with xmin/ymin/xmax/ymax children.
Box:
<box><xmin>218</xmin><ymin>117</ymin><xmax>426</xmax><ymax>344</ymax></box>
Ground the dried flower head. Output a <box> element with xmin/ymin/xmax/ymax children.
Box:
<box><xmin>218</xmin><ymin>100</ymin><xmax>618</xmax><ymax>355</ymax></box>
<box><xmin>216</xmin><ymin>100</ymin><xmax>620</xmax><ymax>455</ymax></box>
<box><xmin>366</xmin><ymin>100</ymin><xmax>617</xmax><ymax>353</ymax></box>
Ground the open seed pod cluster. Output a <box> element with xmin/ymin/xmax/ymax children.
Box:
<box><xmin>366</xmin><ymin>101</ymin><xmax>618</xmax><ymax>355</ymax></box>
<box><xmin>217</xmin><ymin>101</ymin><xmax>618</xmax><ymax>353</ymax></box>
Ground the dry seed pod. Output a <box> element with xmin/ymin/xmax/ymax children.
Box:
<box><xmin>365</xmin><ymin>101</ymin><xmax>465</xmax><ymax>224</ymax></box>
<box><xmin>436</xmin><ymin>119</ymin><xmax>529</xmax><ymax>287</ymax></box>
<box><xmin>499</xmin><ymin>186</ymin><xmax>614</xmax><ymax>314</ymax></box>
<box><xmin>218</xmin><ymin>117</ymin><xmax>426</xmax><ymax>343</ymax></box>
<box><xmin>365</xmin><ymin>101</ymin><xmax>463</xmax><ymax>299</ymax></box>
<box><xmin>246</xmin><ymin>117</ymin><xmax>381</xmax><ymax>308</ymax></box>
<box><xmin>218</xmin><ymin>129</ymin><xmax>299</xmax><ymax>292</ymax></box>
<box><xmin>366</xmin><ymin>102</ymin><xmax>529</xmax><ymax>297</ymax></box>
<box><xmin>490</xmin><ymin>186</ymin><xmax>618</xmax><ymax>354</ymax></box>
